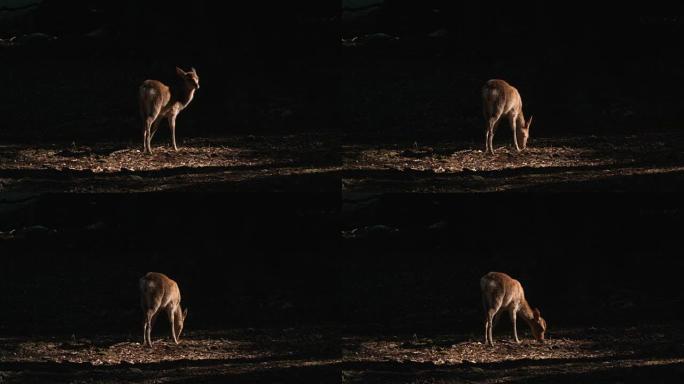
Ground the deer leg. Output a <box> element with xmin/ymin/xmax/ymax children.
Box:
<box><xmin>142</xmin><ymin>119</ymin><xmax>152</xmax><ymax>154</ymax></box>
<box><xmin>493</xmin><ymin>312</ymin><xmax>502</xmax><ymax>329</ymax></box>
<box><xmin>149</xmin><ymin>117</ymin><xmax>163</xmax><ymax>142</ymax></box>
<box><xmin>482</xmin><ymin>296</ymin><xmax>489</xmax><ymax>344</ymax></box>
<box><xmin>486</xmin><ymin>309</ymin><xmax>497</xmax><ymax>346</ymax></box>
<box><xmin>144</xmin><ymin>310</ymin><xmax>155</xmax><ymax>347</ymax></box>
<box><xmin>510</xmin><ymin>309</ymin><xmax>520</xmax><ymax>343</ymax></box>
<box><xmin>150</xmin><ymin>312</ymin><xmax>160</xmax><ymax>333</ymax></box>
<box><xmin>144</xmin><ymin>117</ymin><xmax>157</xmax><ymax>154</ymax></box>
<box><xmin>487</xmin><ymin>117</ymin><xmax>499</xmax><ymax>155</ymax></box>
<box><xmin>168</xmin><ymin>115</ymin><xmax>178</xmax><ymax>151</ymax></box>
<box><xmin>488</xmin><ymin>314</ymin><xmax>495</xmax><ymax>346</ymax></box>
<box><xmin>142</xmin><ymin>318</ymin><xmax>148</xmax><ymax>345</ymax></box>
<box><xmin>168</xmin><ymin>308</ymin><xmax>179</xmax><ymax>344</ymax></box>
<box><xmin>509</xmin><ymin>114</ymin><xmax>521</xmax><ymax>152</ymax></box>
<box><xmin>146</xmin><ymin>321</ymin><xmax>153</xmax><ymax>347</ymax></box>
<box><xmin>142</xmin><ymin>131</ymin><xmax>147</xmax><ymax>153</ymax></box>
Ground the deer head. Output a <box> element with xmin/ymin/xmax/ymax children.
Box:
<box><xmin>176</xmin><ymin>67</ymin><xmax>200</xmax><ymax>90</ymax></box>
<box><xmin>529</xmin><ymin>307</ymin><xmax>546</xmax><ymax>342</ymax></box>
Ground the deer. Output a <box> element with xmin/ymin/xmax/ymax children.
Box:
<box><xmin>480</xmin><ymin>271</ymin><xmax>546</xmax><ymax>346</ymax></box>
<box><xmin>139</xmin><ymin>67</ymin><xmax>200</xmax><ymax>154</ymax></box>
<box><xmin>481</xmin><ymin>79</ymin><xmax>533</xmax><ymax>155</ymax></box>
<box><xmin>139</xmin><ymin>272</ymin><xmax>188</xmax><ymax>348</ymax></box>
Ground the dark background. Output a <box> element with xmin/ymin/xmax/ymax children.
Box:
<box><xmin>343</xmin><ymin>0</ymin><xmax>684</xmax><ymax>140</ymax></box>
<box><xmin>0</xmin><ymin>193</ymin><xmax>340</xmax><ymax>335</ymax></box>
<box><xmin>1</xmin><ymin>0</ymin><xmax>683</xmax><ymax>339</ymax></box>
<box><xmin>341</xmin><ymin>193</ymin><xmax>684</xmax><ymax>335</ymax></box>
<box><xmin>2</xmin><ymin>193</ymin><xmax>683</xmax><ymax>341</ymax></box>
<box><xmin>0</xmin><ymin>0</ymin><xmax>339</xmax><ymax>141</ymax></box>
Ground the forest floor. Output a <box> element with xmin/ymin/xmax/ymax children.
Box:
<box><xmin>2</xmin><ymin>325</ymin><xmax>682</xmax><ymax>383</ymax></box>
<box><xmin>0</xmin><ymin>134</ymin><xmax>339</xmax><ymax>194</ymax></box>
<box><xmin>0</xmin><ymin>327</ymin><xmax>339</xmax><ymax>384</ymax></box>
<box><xmin>3</xmin><ymin>132</ymin><xmax>684</xmax><ymax>194</ymax></box>
<box><xmin>342</xmin><ymin>131</ymin><xmax>684</xmax><ymax>193</ymax></box>
<box><xmin>341</xmin><ymin>324</ymin><xmax>684</xmax><ymax>383</ymax></box>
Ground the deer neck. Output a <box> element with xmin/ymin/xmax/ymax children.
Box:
<box><xmin>171</xmin><ymin>81</ymin><xmax>196</xmax><ymax>110</ymax></box>
<box><xmin>516</xmin><ymin>111</ymin><xmax>527</xmax><ymax>129</ymax></box>
<box><xmin>519</xmin><ymin>298</ymin><xmax>534</xmax><ymax>322</ymax></box>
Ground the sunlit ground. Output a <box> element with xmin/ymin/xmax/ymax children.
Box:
<box><xmin>0</xmin><ymin>135</ymin><xmax>339</xmax><ymax>193</ymax></box>
<box><xmin>3</xmin><ymin>325</ymin><xmax>681</xmax><ymax>383</ymax></box>
<box><xmin>2</xmin><ymin>132</ymin><xmax>684</xmax><ymax>193</ymax></box>
<box><xmin>343</xmin><ymin>132</ymin><xmax>684</xmax><ymax>192</ymax></box>
<box><xmin>342</xmin><ymin>324</ymin><xmax>684</xmax><ymax>383</ymax></box>
<box><xmin>0</xmin><ymin>328</ymin><xmax>339</xmax><ymax>383</ymax></box>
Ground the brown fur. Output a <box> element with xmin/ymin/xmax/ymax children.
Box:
<box><xmin>139</xmin><ymin>67</ymin><xmax>199</xmax><ymax>154</ymax></box>
<box><xmin>139</xmin><ymin>272</ymin><xmax>188</xmax><ymax>348</ymax></box>
<box><xmin>481</xmin><ymin>79</ymin><xmax>533</xmax><ymax>155</ymax></box>
<box><xmin>480</xmin><ymin>271</ymin><xmax>546</xmax><ymax>346</ymax></box>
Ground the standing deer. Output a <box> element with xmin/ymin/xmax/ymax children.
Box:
<box><xmin>480</xmin><ymin>271</ymin><xmax>546</xmax><ymax>346</ymax></box>
<box><xmin>139</xmin><ymin>272</ymin><xmax>188</xmax><ymax>347</ymax></box>
<box><xmin>139</xmin><ymin>67</ymin><xmax>200</xmax><ymax>154</ymax></box>
<box><xmin>481</xmin><ymin>79</ymin><xmax>533</xmax><ymax>155</ymax></box>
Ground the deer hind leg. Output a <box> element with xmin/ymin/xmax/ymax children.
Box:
<box><xmin>143</xmin><ymin>116</ymin><xmax>158</xmax><ymax>154</ymax></box>
<box><xmin>167</xmin><ymin>308</ymin><xmax>179</xmax><ymax>344</ymax></box>
<box><xmin>509</xmin><ymin>114</ymin><xmax>521</xmax><ymax>152</ymax></box>
<box><xmin>142</xmin><ymin>98</ymin><xmax>163</xmax><ymax>154</ymax></box>
<box><xmin>143</xmin><ymin>309</ymin><xmax>156</xmax><ymax>347</ymax></box>
<box><xmin>493</xmin><ymin>311</ymin><xmax>502</xmax><ymax>329</ymax></box>
<box><xmin>486</xmin><ymin>308</ymin><xmax>498</xmax><ymax>346</ymax></box>
<box><xmin>149</xmin><ymin>116</ymin><xmax>163</xmax><ymax>142</ymax></box>
<box><xmin>510</xmin><ymin>308</ymin><xmax>520</xmax><ymax>343</ymax></box>
<box><xmin>486</xmin><ymin>116</ymin><xmax>500</xmax><ymax>155</ymax></box>
<box><xmin>482</xmin><ymin>295</ymin><xmax>489</xmax><ymax>344</ymax></box>
<box><xmin>142</xmin><ymin>317</ymin><xmax>148</xmax><ymax>345</ymax></box>
<box><xmin>168</xmin><ymin>115</ymin><xmax>178</xmax><ymax>151</ymax></box>
<box><xmin>142</xmin><ymin>118</ymin><xmax>152</xmax><ymax>154</ymax></box>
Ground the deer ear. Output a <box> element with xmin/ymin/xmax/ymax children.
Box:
<box><xmin>191</xmin><ymin>67</ymin><xmax>197</xmax><ymax>74</ymax></box>
<box><xmin>176</xmin><ymin>67</ymin><xmax>185</xmax><ymax>76</ymax></box>
<box><xmin>183</xmin><ymin>308</ymin><xmax>188</xmax><ymax>319</ymax></box>
<box><xmin>533</xmin><ymin>308</ymin><xmax>541</xmax><ymax>319</ymax></box>
<box><xmin>527</xmin><ymin>115</ymin><xmax>534</xmax><ymax>129</ymax></box>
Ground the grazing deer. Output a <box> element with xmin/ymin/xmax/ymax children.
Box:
<box><xmin>139</xmin><ymin>272</ymin><xmax>188</xmax><ymax>347</ymax></box>
<box><xmin>481</xmin><ymin>79</ymin><xmax>533</xmax><ymax>155</ymax></box>
<box><xmin>139</xmin><ymin>67</ymin><xmax>200</xmax><ymax>154</ymax></box>
<box><xmin>480</xmin><ymin>271</ymin><xmax>546</xmax><ymax>346</ymax></box>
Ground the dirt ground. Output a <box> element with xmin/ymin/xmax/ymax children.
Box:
<box><xmin>4</xmin><ymin>132</ymin><xmax>684</xmax><ymax>194</ymax></box>
<box><xmin>0</xmin><ymin>328</ymin><xmax>340</xmax><ymax>383</ymax></box>
<box><xmin>3</xmin><ymin>325</ymin><xmax>682</xmax><ymax>383</ymax></box>
<box><xmin>342</xmin><ymin>324</ymin><xmax>684</xmax><ymax>383</ymax></box>
<box><xmin>0</xmin><ymin>134</ymin><xmax>339</xmax><ymax>193</ymax></box>
<box><xmin>342</xmin><ymin>132</ymin><xmax>684</xmax><ymax>192</ymax></box>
